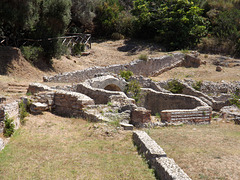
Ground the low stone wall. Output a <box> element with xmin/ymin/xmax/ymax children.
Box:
<box><xmin>54</xmin><ymin>90</ymin><xmax>94</xmax><ymax>117</ymax></box>
<box><xmin>27</xmin><ymin>83</ymin><xmax>52</xmax><ymax>94</ymax></box>
<box><xmin>42</xmin><ymin>53</ymin><xmax>197</xmax><ymax>83</ymax></box>
<box><xmin>0</xmin><ymin>101</ymin><xmax>20</xmax><ymax>133</ymax></box>
<box><xmin>76</xmin><ymin>83</ymin><xmax>128</xmax><ymax>104</ymax></box>
<box><xmin>161</xmin><ymin>106</ymin><xmax>212</xmax><ymax>124</ymax></box>
<box><xmin>139</xmin><ymin>88</ymin><xmax>207</xmax><ymax>115</ymax></box>
<box><xmin>133</xmin><ymin>131</ymin><xmax>191</xmax><ymax>180</ymax></box>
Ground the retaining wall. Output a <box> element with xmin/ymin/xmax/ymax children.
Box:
<box><xmin>43</xmin><ymin>53</ymin><xmax>190</xmax><ymax>83</ymax></box>
<box><xmin>133</xmin><ymin>131</ymin><xmax>191</xmax><ymax>180</ymax></box>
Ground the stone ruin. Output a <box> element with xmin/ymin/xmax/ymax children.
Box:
<box><xmin>1</xmin><ymin>52</ymin><xmax>240</xmax><ymax>179</ymax></box>
<box><xmin>25</xmin><ymin>53</ymin><xmax>217</xmax><ymax>128</ymax></box>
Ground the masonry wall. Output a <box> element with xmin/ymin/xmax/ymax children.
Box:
<box><xmin>76</xmin><ymin>83</ymin><xmax>128</xmax><ymax>104</ymax></box>
<box><xmin>161</xmin><ymin>106</ymin><xmax>212</xmax><ymax>124</ymax></box>
<box><xmin>43</xmin><ymin>53</ymin><xmax>187</xmax><ymax>83</ymax></box>
<box><xmin>133</xmin><ymin>131</ymin><xmax>191</xmax><ymax>180</ymax></box>
<box><xmin>139</xmin><ymin>88</ymin><xmax>207</xmax><ymax>115</ymax></box>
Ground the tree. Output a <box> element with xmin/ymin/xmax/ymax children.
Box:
<box><xmin>132</xmin><ymin>0</ymin><xmax>208</xmax><ymax>50</ymax></box>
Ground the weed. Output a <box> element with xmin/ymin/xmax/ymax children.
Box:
<box><xmin>72</xmin><ymin>42</ymin><xmax>85</xmax><ymax>55</ymax></box>
<box><xmin>167</xmin><ymin>79</ymin><xmax>184</xmax><ymax>94</ymax></box>
<box><xmin>3</xmin><ymin>114</ymin><xmax>15</xmax><ymax>137</ymax></box>
<box><xmin>107</xmin><ymin>102</ymin><xmax>113</xmax><ymax>106</ymax></box>
<box><xmin>108</xmin><ymin>109</ymin><xmax>113</xmax><ymax>113</ymax></box>
<box><xmin>26</xmin><ymin>92</ymin><xmax>32</xmax><ymax>96</ymax></box>
<box><xmin>109</xmin><ymin>118</ymin><xmax>120</xmax><ymax>128</ymax></box>
<box><xmin>19</xmin><ymin>100</ymin><xmax>29</xmax><ymax>125</ymax></box>
<box><xmin>204</xmin><ymin>54</ymin><xmax>208</xmax><ymax>58</ymax></box>
<box><xmin>192</xmin><ymin>80</ymin><xmax>202</xmax><ymax>91</ymax></box>
<box><xmin>120</xmin><ymin>70</ymin><xmax>133</xmax><ymax>81</ymax></box>
<box><xmin>181</xmin><ymin>49</ymin><xmax>189</xmax><ymax>54</ymax></box>
<box><xmin>138</xmin><ymin>54</ymin><xmax>148</xmax><ymax>61</ymax></box>
<box><xmin>155</xmin><ymin>112</ymin><xmax>161</xmax><ymax>119</ymax></box>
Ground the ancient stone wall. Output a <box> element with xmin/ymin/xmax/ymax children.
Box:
<box><xmin>161</xmin><ymin>106</ymin><xmax>212</xmax><ymax>124</ymax></box>
<box><xmin>43</xmin><ymin>53</ymin><xmax>191</xmax><ymax>83</ymax></box>
<box><xmin>54</xmin><ymin>90</ymin><xmax>94</xmax><ymax>117</ymax></box>
<box><xmin>133</xmin><ymin>131</ymin><xmax>191</xmax><ymax>180</ymax></box>
<box><xmin>76</xmin><ymin>83</ymin><xmax>128</xmax><ymax>104</ymax></box>
<box><xmin>139</xmin><ymin>88</ymin><xmax>207</xmax><ymax>115</ymax></box>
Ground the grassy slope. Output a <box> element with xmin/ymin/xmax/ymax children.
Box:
<box><xmin>0</xmin><ymin>113</ymin><xmax>155</xmax><ymax>180</ymax></box>
<box><xmin>148</xmin><ymin>122</ymin><xmax>240</xmax><ymax>179</ymax></box>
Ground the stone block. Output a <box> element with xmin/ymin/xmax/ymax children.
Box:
<box><xmin>120</xmin><ymin>122</ymin><xmax>133</xmax><ymax>130</ymax></box>
<box><xmin>30</xmin><ymin>102</ymin><xmax>48</xmax><ymax>115</ymax></box>
<box><xmin>130</xmin><ymin>107</ymin><xmax>151</xmax><ymax>126</ymax></box>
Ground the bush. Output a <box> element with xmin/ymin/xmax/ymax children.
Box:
<box><xmin>192</xmin><ymin>80</ymin><xmax>202</xmax><ymax>91</ymax></box>
<box><xmin>138</xmin><ymin>54</ymin><xmax>148</xmax><ymax>61</ymax></box>
<box><xmin>3</xmin><ymin>114</ymin><xmax>15</xmax><ymax>137</ymax></box>
<box><xmin>120</xmin><ymin>70</ymin><xmax>133</xmax><ymax>81</ymax></box>
<box><xmin>72</xmin><ymin>42</ymin><xmax>85</xmax><ymax>55</ymax></box>
<box><xmin>229</xmin><ymin>89</ymin><xmax>240</xmax><ymax>108</ymax></box>
<box><xmin>19</xmin><ymin>100</ymin><xmax>29</xmax><ymax>125</ymax></box>
<box><xmin>20</xmin><ymin>46</ymin><xmax>43</xmax><ymax>64</ymax></box>
<box><xmin>131</xmin><ymin>0</ymin><xmax>208</xmax><ymax>50</ymax></box>
<box><xmin>125</xmin><ymin>80</ymin><xmax>142</xmax><ymax>103</ymax></box>
<box><xmin>111</xmin><ymin>33</ymin><xmax>124</xmax><ymax>40</ymax></box>
<box><xmin>167</xmin><ymin>79</ymin><xmax>184</xmax><ymax>94</ymax></box>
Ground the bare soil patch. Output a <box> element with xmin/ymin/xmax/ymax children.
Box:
<box><xmin>148</xmin><ymin>121</ymin><xmax>240</xmax><ymax>179</ymax></box>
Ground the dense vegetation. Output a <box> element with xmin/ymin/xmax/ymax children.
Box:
<box><xmin>0</xmin><ymin>0</ymin><xmax>240</xmax><ymax>64</ymax></box>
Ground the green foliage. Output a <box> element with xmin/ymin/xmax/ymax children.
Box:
<box><xmin>72</xmin><ymin>43</ymin><xmax>85</xmax><ymax>55</ymax></box>
<box><xmin>120</xmin><ymin>70</ymin><xmax>133</xmax><ymax>81</ymax></box>
<box><xmin>131</xmin><ymin>0</ymin><xmax>208</xmax><ymax>50</ymax></box>
<box><xmin>138</xmin><ymin>54</ymin><xmax>148</xmax><ymax>61</ymax></box>
<box><xmin>111</xmin><ymin>33</ymin><xmax>124</xmax><ymax>40</ymax></box>
<box><xmin>167</xmin><ymin>79</ymin><xmax>184</xmax><ymax>94</ymax></box>
<box><xmin>20</xmin><ymin>46</ymin><xmax>43</xmax><ymax>64</ymax></box>
<box><xmin>192</xmin><ymin>80</ymin><xmax>202</xmax><ymax>91</ymax></box>
<box><xmin>125</xmin><ymin>80</ymin><xmax>142</xmax><ymax>103</ymax></box>
<box><xmin>3</xmin><ymin>114</ymin><xmax>15</xmax><ymax>137</ymax></box>
<box><xmin>94</xmin><ymin>0</ymin><xmax>121</xmax><ymax>36</ymax></box>
<box><xmin>107</xmin><ymin>102</ymin><xmax>113</xmax><ymax>106</ymax></box>
<box><xmin>229</xmin><ymin>89</ymin><xmax>240</xmax><ymax>108</ymax></box>
<box><xmin>19</xmin><ymin>100</ymin><xmax>30</xmax><ymax>125</ymax></box>
<box><xmin>155</xmin><ymin>112</ymin><xmax>161</xmax><ymax>119</ymax></box>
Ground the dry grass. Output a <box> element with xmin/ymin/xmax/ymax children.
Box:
<box><xmin>0</xmin><ymin>112</ymin><xmax>155</xmax><ymax>179</ymax></box>
<box><xmin>147</xmin><ymin>121</ymin><xmax>240</xmax><ymax>179</ymax></box>
<box><xmin>152</xmin><ymin>54</ymin><xmax>240</xmax><ymax>82</ymax></box>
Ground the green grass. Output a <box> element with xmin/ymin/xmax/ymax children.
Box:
<box><xmin>147</xmin><ymin>121</ymin><xmax>240</xmax><ymax>179</ymax></box>
<box><xmin>0</xmin><ymin>113</ymin><xmax>155</xmax><ymax>179</ymax></box>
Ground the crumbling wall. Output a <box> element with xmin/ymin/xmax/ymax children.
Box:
<box><xmin>43</xmin><ymin>53</ymin><xmax>196</xmax><ymax>83</ymax></box>
<box><xmin>133</xmin><ymin>131</ymin><xmax>191</xmax><ymax>180</ymax></box>
<box><xmin>54</xmin><ymin>90</ymin><xmax>94</xmax><ymax>117</ymax></box>
<box><xmin>139</xmin><ymin>88</ymin><xmax>207</xmax><ymax>115</ymax></box>
<box><xmin>76</xmin><ymin>83</ymin><xmax>128</xmax><ymax>104</ymax></box>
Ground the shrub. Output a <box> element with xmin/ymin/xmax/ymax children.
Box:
<box><xmin>19</xmin><ymin>100</ymin><xmax>29</xmax><ymax>125</ymax></box>
<box><xmin>3</xmin><ymin>114</ymin><xmax>15</xmax><ymax>137</ymax></box>
<box><xmin>111</xmin><ymin>32</ymin><xmax>124</xmax><ymax>40</ymax></box>
<box><xmin>192</xmin><ymin>80</ymin><xmax>202</xmax><ymax>91</ymax></box>
<box><xmin>229</xmin><ymin>89</ymin><xmax>240</xmax><ymax>108</ymax></box>
<box><xmin>20</xmin><ymin>46</ymin><xmax>43</xmax><ymax>64</ymax></box>
<box><xmin>120</xmin><ymin>70</ymin><xmax>133</xmax><ymax>81</ymax></box>
<box><xmin>138</xmin><ymin>54</ymin><xmax>148</xmax><ymax>61</ymax></box>
<box><xmin>167</xmin><ymin>79</ymin><xmax>184</xmax><ymax>94</ymax></box>
<box><xmin>72</xmin><ymin>42</ymin><xmax>85</xmax><ymax>55</ymax></box>
<box><xmin>125</xmin><ymin>80</ymin><xmax>142</xmax><ymax>103</ymax></box>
